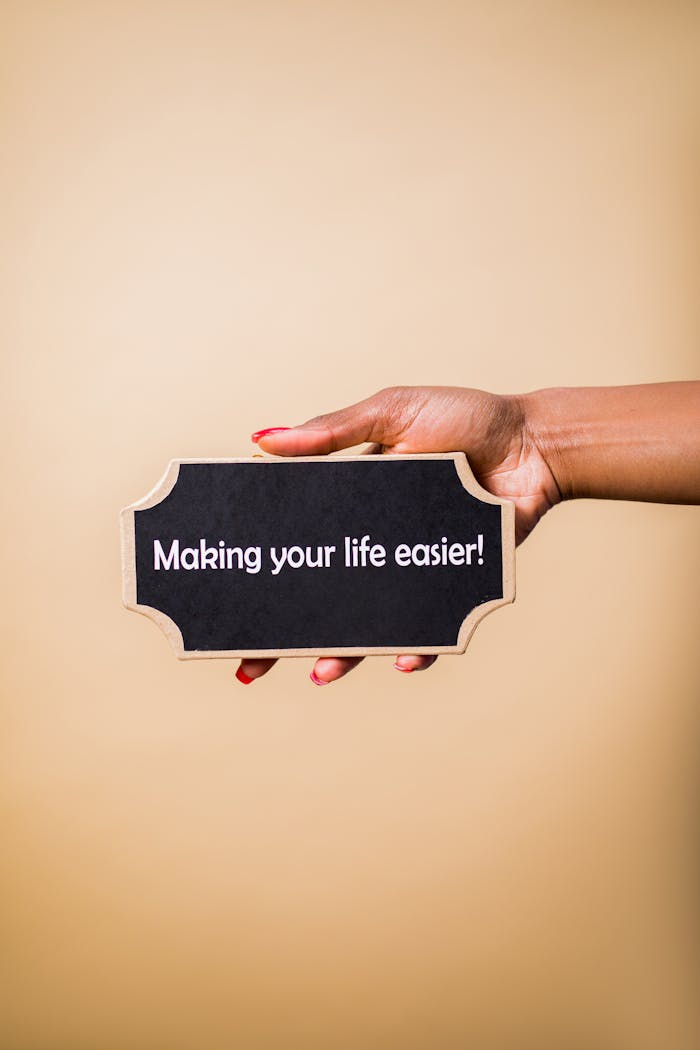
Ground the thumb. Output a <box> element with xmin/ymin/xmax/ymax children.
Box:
<box><xmin>251</xmin><ymin>392</ymin><xmax>392</xmax><ymax>456</ymax></box>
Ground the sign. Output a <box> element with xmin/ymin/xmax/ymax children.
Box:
<box><xmin>120</xmin><ymin>454</ymin><xmax>515</xmax><ymax>658</ymax></box>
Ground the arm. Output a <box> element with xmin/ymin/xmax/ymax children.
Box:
<box><xmin>525</xmin><ymin>382</ymin><xmax>700</xmax><ymax>504</ymax></box>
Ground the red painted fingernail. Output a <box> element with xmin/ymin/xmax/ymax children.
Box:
<box><xmin>310</xmin><ymin>671</ymin><xmax>328</xmax><ymax>686</ymax></box>
<box><xmin>251</xmin><ymin>427</ymin><xmax>291</xmax><ymax>443</ymax></box>
<box><xmin>393</xmin><ymin>662</ymin><xmax>414</xmax><ymax>673</ymax></box>
<box><xmin>235</xmin><ymin>667</ymin><xmax>254</xmax><ymax>685</ymax></box>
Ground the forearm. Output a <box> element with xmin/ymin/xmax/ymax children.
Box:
<box><xmin>523</xmin><ymin>382</ymin><xmax>700</xmax><ymax>504</ymax></box>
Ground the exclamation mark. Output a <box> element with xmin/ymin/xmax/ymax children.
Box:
<box><xmin>477</xmin><ymin>534</ymin><xmax>484</xmax><ymax>565</ymax></box>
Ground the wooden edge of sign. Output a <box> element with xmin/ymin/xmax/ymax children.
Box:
<box><xmin>120</xmin><ymin>453</ymin><xmax>516</xmax><ymax>660</ymax></box>
<box><xmin>120</xmin><ymin>460</ymin><xmax>187</xmax><ymax>656</ymax></box>
<box><xmin>452</xmin><ymin>454</ymin><xmax>516</xmax><ymax>654</ymax></box>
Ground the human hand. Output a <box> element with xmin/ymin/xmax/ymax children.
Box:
<box><xmin>235</xmin><ymin>386</ymin><xmax>560</xmax><ymax>687</ymax></box>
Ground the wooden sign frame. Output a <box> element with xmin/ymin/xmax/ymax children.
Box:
<box><xmin>120</xmin><ymin>453</ymin><xmax>515</xmax><ymax>659</ymax></box>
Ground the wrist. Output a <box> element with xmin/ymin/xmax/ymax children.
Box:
<box><xmin>519</xmin><ymin>387</ymin><xmax>574</xmax><ymax>501</ymax></box>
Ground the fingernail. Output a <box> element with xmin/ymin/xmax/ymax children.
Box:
<box><xmin>251</xmin><ymin>427</ymin><xmax>291</xmax><ymax>443</ymax></box>
<box><xmin>235</xmin><ymin>667</ymin><xmax>254</xmax><ymax>685</ymax></box>
<box><xmin>393</xmin><ymin>662</ymin><xmax>414</xmax><ymax>673</ymax></box>
<box><xmin>310</xmin><ymin>671</ymin><xmax>328</xmax><ymax>686</ymax></box>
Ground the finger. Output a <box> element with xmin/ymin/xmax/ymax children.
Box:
<box><xmin>235</xmin><ymin>658</ymin><xmax>276</xmax><ymax>684</ymax></box>
<box><xmin>393</xmin><ymin>655</ymin><xmax>438</xmax><ymax>674</ymax></box>
<box><xmin>252</xmin><ymin>413</ymin><xmax>377</xmax><ymax>456</ymax></box>
<box><xmin>309</xmin><ymin>656</ymin><xmax>364</xmax><ymax>685</ymax></box>
<box><xmin>251</xmin><ymin>390</ymin><xmax>406</xmax><ymax>456</ymax></box>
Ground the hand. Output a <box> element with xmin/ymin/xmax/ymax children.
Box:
<box><xmin>235</xmin><ymin>385</ymin><xmax>561</xmax><ymax>686</ymax></box>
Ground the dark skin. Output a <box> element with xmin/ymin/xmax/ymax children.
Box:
<box><xmin>236</xmin><ymin>382</ymin><xmax>700</xmax><ymax>685</ymax></box>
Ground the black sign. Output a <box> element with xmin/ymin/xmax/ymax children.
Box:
<box><xmin>120</xmin><ymin>455</ymin><xmax>515</xmax><ymax>658</ymax></box>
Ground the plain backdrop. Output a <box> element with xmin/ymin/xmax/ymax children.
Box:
<box><xmin>2</xmin><ymin>3</ymin><xmax>699</xmax><ymax>1049</ymax></box>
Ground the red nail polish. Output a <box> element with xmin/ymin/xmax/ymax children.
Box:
<box><xmin>251</xmin><ymin>427</ymin><xmax>291</xmax><ymax>443</ymax></box>
<box><xmin>393</xmin><ymin>662</ymin><xmax>414</xmax><ymax>673</ymax></box>
<box><xmin>310</xmin><ymin>671</ymin><xmax>328</xmax><ymax>686</ymax></box>
<box><xmin>236</xmin><ymin>667</ymin><xmax>254</xmax><ymax>685</ymax></box>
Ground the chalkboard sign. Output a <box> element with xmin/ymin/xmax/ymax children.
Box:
<box><xmin>120</xmin><ymin>454</ymin><xmax>515</xmax><ymax>658</ymax></box>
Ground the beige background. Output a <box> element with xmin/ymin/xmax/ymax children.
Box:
<box><xmin>2</xmin><ymin>3</ymin><xmax>699</xmax><ymax>1048</ymax></box>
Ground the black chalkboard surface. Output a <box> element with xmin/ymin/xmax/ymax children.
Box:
<box><xmin>120</xmin><ymin>454</ymin><xmax>515</xmax><ymax>658</ymax></box>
